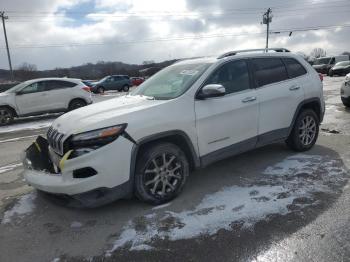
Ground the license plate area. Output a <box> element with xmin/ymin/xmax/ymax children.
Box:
<box><xmin>24</xmin><ymin>136</ymin><xmax>56</xmax><ymax>173</ymax></box>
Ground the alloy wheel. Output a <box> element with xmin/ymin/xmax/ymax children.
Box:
<box><xmin>143</xmin><ymin>153</ymin><xmax>183</xmax><ymax>197</ymax></box>
<box><xmin>298</xmin><ymin>115</ymin><xmax>316</xmax><ymax>146</ymax></box>
<box><xmin>0</xmin><ymin>109</ymin><xmax>12</xmax><ymax>125</ymax></box>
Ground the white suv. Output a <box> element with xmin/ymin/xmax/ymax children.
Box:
<box><xmin>23</xmin><ymin>48</ymin><xmax>325</xmax><ymax>207</ymax></box>
<box><xmin>0</xmin><ymin>78</ymin><xmax>92</xmax><ymax>125</ymax></box>
<box><xmin>341</xmin><ymin>73</ymin><xmax>350</xmax><ymax>107</ymax></box>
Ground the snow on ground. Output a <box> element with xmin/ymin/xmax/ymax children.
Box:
<box><xmin>0</xmin><ymin>163</ymin><xmax>22</xmax><ymax>174</ymax></box>
<box><xmin>321</xmin><ymin>76</ymin><xmax>350</xmax><ymax>135</ymax></box>
<box><xmin>1</xmin><ymin>192</ymin><xmax>36</xmax><ymax>224</ymax></box>
<box><xmin>107</xmin><ymin>154</ymin><xmax>348</xmax><ymax>253</ymax></box>
<box><xmin>0</xmin><ymin>119</ymin><xmax>53</xmax><ymax>134</ymax></box>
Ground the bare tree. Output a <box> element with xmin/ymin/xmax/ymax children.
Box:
<box><xmin>310</xmin><ymin>48</ymin><xmax>326</xmax><ymax>58</ymax></box>
<box><xmin>14</xmin><ymin>62</ymin><xmax>38</xmax><ymax>81</ymax></box>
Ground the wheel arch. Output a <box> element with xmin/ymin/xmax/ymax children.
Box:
<box><xmin>288</xmin><ymin>98</ymin><xmax>323</xmax><ymax>136</ymax></box>
<box><xmin>68</xmin><ymin>98</ymin><xmax>88</xmax><ymax>109</ymax></box>
<box><xmin>129</xmin><ymin>130</ymin><xmax>200</xmax><ymax>188</ymax></box>
<box><xmin>0</xmin><ymin>104</ymin><xmax>18</xmax><ymax>117</ymax></box>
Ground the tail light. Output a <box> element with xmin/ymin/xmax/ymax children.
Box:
<box><xmin>318</xmin><ymin>73</ymin><xmax>323</xmax><ymax>82</ymax></box>
<box><xmin>82</xmin><ymin>86</ymin><xmax>91</xmax><ymax>92</ymax></box>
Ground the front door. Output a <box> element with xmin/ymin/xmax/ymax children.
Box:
<box><xmin>15</xmin><ymin>81</ymin><xmax>51</xmax><ymax>115</ymax></box>
<box><xmin>195</xmin><ymin>59</ymin><xmax>259</xmax><ymax>160</ymax></box>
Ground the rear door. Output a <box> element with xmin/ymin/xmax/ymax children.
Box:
<box><xmin>251</xmin><ymin>57</ymin><xmax>304</xmax><ymax>144</ymax></box>
<box><xmin>15</xmin><ymin>81</ymin><xmax>51</xmax><ymax>115</ymax></box>
<box><xmin>195</xmin><ymin>59</ymin><xmax>259</xmax><ymax>158</ymax></box>
<box><xmin>45</xmin><ymin>80</ymin><xmax>77</xmax><ymax>110</ymax></box>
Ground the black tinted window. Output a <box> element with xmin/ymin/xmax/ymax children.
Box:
<box><xmin>46</xmin><ymin>80</ymin><xmax>76</xmax><ymax>90</ymax></box>
<box><xmin>252</xmin><ymin>58</ymin><xmax>288</xmax><ymax>87</ymax></box>
<box><xmin>283</xmin><ymin>58</ymin><xmax>307</xmax><ymax>78</ymax></box>
<box><xmin>205</xmin><ymin>60</ymin><xmax>250</xmax><ymax>94</ymax></box>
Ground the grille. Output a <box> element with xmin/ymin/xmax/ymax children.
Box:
<box><xmin>47</xmin><ymin>126</ymin><xmax>66</xmax><ymax>156</ymax></box>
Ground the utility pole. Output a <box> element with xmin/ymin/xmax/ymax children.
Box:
<box><xmin>262</xmin><ymin>8</ymin><xmax>272</xmax><ymax>50</ymax></box>
<box><xmin>0</xmin><ymin>11</ymin><xmax>14</xmax><ymax>81</ymax></box>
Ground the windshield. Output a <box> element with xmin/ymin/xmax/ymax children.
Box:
<box><xmin>4</xmin><ymin>81</ymin><xmax>31</xmax><ymax>93</ymax></box>
<box><xmin>98</xmin><ymin>76</ymin><xmax>110</xmax><ymax>83</ymax></box>
<box><xmin>335</xmin><ymin>61</ymin><xmax>350</xmax><ymax>66</ymax></box>
<box><xmin>314</xmin><ymin>57</ymin><xmax>331</xmax><ymax>65</ymax></box>
<box><xmin>130</xmin><ymin>62</ymin><xmax>211</xmax><ymax>100</ymax></box>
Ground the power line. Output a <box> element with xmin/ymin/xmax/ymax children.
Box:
<box><xmin>2</xmin><ymin>23</ymin><xmax>349</xmax><ymax>50</ymax></box>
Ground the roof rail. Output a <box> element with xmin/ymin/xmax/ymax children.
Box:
<box><xmin>217</xmin><ymin>48</ymin><xmax>290</xmax><ymax>59</ymax></box>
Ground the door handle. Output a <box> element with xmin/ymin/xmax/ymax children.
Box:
<box><xmin>242</xmin><ymin>96</ymin><xmax>257</xmax><ymax>103</ymax></box>
<box><xmin>289</xmin><ymin>85</ymin><xmax>300</xmax><ymax>91</ymax></box>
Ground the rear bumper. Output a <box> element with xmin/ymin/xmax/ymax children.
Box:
<box><xmin>22</xmin><ymin>136</ymin><xmax>134</xmax><ymax>204</ymax></box>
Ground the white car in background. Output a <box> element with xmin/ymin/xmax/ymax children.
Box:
<box><xmin>341</xmin><ymin>73</ymin><xmax>350</xmax><ymax>107</ymax></box>
<box><xmin>0</xmin><ymin>78</ymin><xmax>92</xmax><ymax>125</ymax></box>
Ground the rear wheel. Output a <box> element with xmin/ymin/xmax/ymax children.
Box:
<box><xmin>134</xmin><ymin>143</ymin><xmax>189</xmax><ymax>205</ymax></box>
<box><xmin>97</xmin><ymin>86</ymin><xmax>104</xmax><ymax>94</ymax></box>
<box><xmin>0</xmin><ymin>107</ymin><xmax>14</xmax><ymax>126</ymax></box>
<box><xmin>68</xmin><ymin>99</ymin><xmax>87</xmax><ymax>111</ymax></box>
<box><xmin>286</xmin><ymin>109</ymin><xmax>319</xmax><ymax>151</ymax></box>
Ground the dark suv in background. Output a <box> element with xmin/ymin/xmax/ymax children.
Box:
<box><xmin>91</xmin><ymin>75</ymin><xmax>131</xmax><ymax>93</ymax></box>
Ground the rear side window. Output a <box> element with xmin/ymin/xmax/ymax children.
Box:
<box><xmin>251</xmin><ymin>58</ymin><xmax>288</xmax><ymax>87</ymax></box>
<box><xmin>205</xmin><ymin>60</ymin><xmax>250</xmax><ymax>94</ymax></box>
<box><xmin>283</xmin><ymin>58</ymin><xmax>307</xmax><ymax>78</ymax></box>
<box><xmin>46</xmin><ymin>80</ymin><xmax>76</xmax><ymax>90</ymax></box>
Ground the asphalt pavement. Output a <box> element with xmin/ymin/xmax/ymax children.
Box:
<box><xmin>0</xmin><ymin>79</ymin><xmax>349</xmax><ymax>262</ymax></box>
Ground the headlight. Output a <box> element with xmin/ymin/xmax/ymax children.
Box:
<box><xmin>345</xmin><ymin>75</ymin><xmax>350</xmax><ymax>83</ymax></box>
<box><xmin>70</xmin><ymin>124</ymin><xmax>127</xmax><ymax>149</ymax></box>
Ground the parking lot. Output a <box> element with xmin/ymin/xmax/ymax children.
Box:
<box><xmin>0</xmin><ymin>77</ymin><xmax>349</xmax><ymax>262</ymax></box>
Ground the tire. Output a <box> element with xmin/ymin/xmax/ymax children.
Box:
<box><xmin>341</xmin><ymin>97</ymin><xmax>350</xmax><ymax>107</ymax></box>
<box><xmin>329</xmin><ymin>70</ymin><xmax>333</xmax><ymax>77</ymax></box>
<box><xmin>134</xmin><ymin>143</ymin><xmax>189</xmax><ymax>205</ymax></box>
<box><xmin>97</xmin><ymin>86</ymin><xmax>105</xmax><ymax>94</ymax></box>
<box><xmin>0</xmin><ymin>107</ymin><xmax>14</xmax><ymax>126</ymax></box>
<box><xmin>286</xmin><ymin>109</ymin><xmax>319</xmax><ymax>152</ymax></box>
<box><xmin>122</xmin><ymin>85</ymin><xmax>129</xmax><ymax>92</ymax></box>
<box><xmin>68</xmin><ymin>99</ymin><xmax>87</xmax><ymax>111</ymax></box>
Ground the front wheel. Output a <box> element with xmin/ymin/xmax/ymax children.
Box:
<box><xmin>0</xmin><ymin>107</ymin><xmax>14</xmax><ymax>126</ymax></box>
<box><xmin>134</xmin><ymin>143</ymin><xmax>189</xmax><ymax>205</ymax></box>
<box><xmin>122</xmin><ymin>85</ymin><xmax>130</xmax><ymax>92</ymax></box>
<box><xmin>286</xmin><ymin>109</ymin><xmax>319</xmax><ymax>151</ymax></box>
<box><xmin>342</xmin><ymin>97</ymin><xmax>350</xmax><ymax>107</ymax></box>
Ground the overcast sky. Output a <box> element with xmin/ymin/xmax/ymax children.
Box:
<box><xmin>0</xmin><ymin>0</ymin><xmax>349</xmax><ymax>69</ymax></box>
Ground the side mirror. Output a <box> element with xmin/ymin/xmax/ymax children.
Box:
<box><xmin>15</xmin><ymin>91</ymin><xmax>24</xmax><ymax>96</ymax></box>
<box><xmin>197</xmin><ymin>84</ymin><xmax>226</xmax><ymax>99</ymax></box>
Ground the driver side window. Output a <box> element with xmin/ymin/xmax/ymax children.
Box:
<box><xmin>20</xmin><ymin>82</ymin><xmax>45</xmax><ymax>94</ymax></box>
<box><xmin>205</xmin><ymin>60</ymin><xmax>250</xmax><ymax>95</ymax></box>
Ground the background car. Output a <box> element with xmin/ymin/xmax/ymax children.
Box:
<box><xmin>312</xmin><ymin>55</ymin><xmax>349</xmax><ymax>75</ymax></box>
<box><xmin>329</xmin><ymin>61</ymin><xmax>350</xmax><ymax>76</ymax></box>
<box><xmin>130</xmin><ymin>77</ymin><xmax>145</xmax><ymax>86</ymax></box>
<box><xmin>0</xmin><ymin>78</ymin><xmax>92</xmax><ymax>125</ymax></box>
<box><xmin>341</xmin><ymin>73</ymin><xmax>350</xmax><ymax>107</ymax></box>
<box><xmin>91</xmin><ymin>75</ymin><xmax>131</xmax><ymax>93</ymax></box>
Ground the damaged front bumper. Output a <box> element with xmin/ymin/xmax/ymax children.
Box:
<box><xmin>22</xmin><ymin>136</ymin><xmax>133</xmax><ymax>207</ymax></box>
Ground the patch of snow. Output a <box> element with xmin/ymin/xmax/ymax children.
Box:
<box><xmin>152</xmin><ymin>202</ymin><xmax>172</xmax><ymax>210</ymax></box>
<box><xmin>130</xmin><ymin>244</ymin><xmax>155</xmax><ymax>251</ymax></box>
<box><xmin>0</xmin><ymin>163</ymin><xmax>22</xmax><ymax>174</ymax></box>
<box><xmin>0</xmin><ymin>119</ymin><xmax>53</xmax><ymax>134</ymax></box>
<box><xmin>0</xmin><ymin>135</ymin><xmax>40</xmax><ymax>144</ymax></box>
<box><xmin>107</xmin><ymin>154</ymin><xmax>348</xmax><ymax>253</ymax></box>
<box><xmin>2</xmin><ymin>192</ymin><xmax>36</xmax><ymax>224</ymax></box>
<box><xmin>70</xmin><ymin>221</ymin><xmax>83</xmax><ymax>229</ymax></box>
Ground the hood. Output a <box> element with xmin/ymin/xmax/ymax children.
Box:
<box><xmin>52</xmin><ymin>95</ymin><xmax>167</xmax><ymax>134</ymax></box>
<box><xmin>332</xmin><ymin>65</ymin><xmax>349</xmax><ymax>70</ymax></box>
